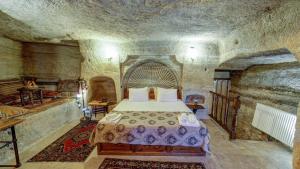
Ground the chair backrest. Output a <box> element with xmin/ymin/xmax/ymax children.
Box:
<box><xmin>185</xmin><ymin>94</ymin><xmax>205</xmax><ymax>104</ymax></box>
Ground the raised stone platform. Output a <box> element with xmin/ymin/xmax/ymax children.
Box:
<box><xmin>0</xmin><ymin>99</ymin><xmax>82</xmax><ymax>164</ymax></box>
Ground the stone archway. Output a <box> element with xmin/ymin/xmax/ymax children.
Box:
<box><xmin>218</xmin><ymin>48</ymin><xmax>298</xmax><ymax>70</ymax></box>
<box><xmin>217</xmin><ymin>48</ymin><xmax>300</xmax><ymax>141</ymax></box>
<box><xmin>218</xmin><ymin>47</ymin><xmax>300</xmax><ymax>169</ymax></box>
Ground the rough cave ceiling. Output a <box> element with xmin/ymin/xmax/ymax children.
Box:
<box><xmin>0</xmin><ymin>0</ymin><xmax>284</xmax><ymax>43</ymax></box>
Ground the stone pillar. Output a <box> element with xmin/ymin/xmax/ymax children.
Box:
<box><xmin>293</xmin><ymin>51</ymin><xmax>300</xmax><ymax>169</ymax></box>
<box><xmin>294</xmin><ymin>103</ymin><xmax>300</xmax><ymax>169</ymax></box>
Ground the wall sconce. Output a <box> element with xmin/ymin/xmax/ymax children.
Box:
<box><xmin>103</xmin><ymin>44</ymin><xmax>119</xmax><ymax>62</ymax></box>
<box><xmin>187</xmin><ymin>46</ymin><xmax>198</xmax><ymax>62</ymax></box>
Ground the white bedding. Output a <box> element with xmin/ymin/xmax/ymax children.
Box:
<box><xmin>113</xmin><ymin>99</ymin><xmax>192</xmax><ymax>112</ymax></box>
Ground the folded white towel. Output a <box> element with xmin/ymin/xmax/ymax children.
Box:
<box><xmin>106</xmin><ymin>113</ymin><xmax>122</xmax><ymax>121</ymax></box>
<box><xmin>179</xmin><ymin>113</ymin><xmax>188</xmax><ymax>123</ymax></box>
<box><xmin>178</xmin><ymin>113</ymin><xmax>200</xmax><ymax>127</ymax></box>
<box><xmin>108</xmin><ymin>116</ymin><xmax>122</xmax><ymax>123</ymax></box>
<box><xmin>100</xmin><ymin>113</ymin><xmax>122</xmax><ymax>123</ymax></box>
<box><xmin>188</xmin><ymin>114</ymin><xmax>198</xmax><ymax>124</ymax></box>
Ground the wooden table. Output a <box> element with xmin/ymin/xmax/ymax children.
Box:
<box><xmin>0</xmin><ymin>118</ymin><xmax>24</xmax><ymax>168</ymax></box>
<box><xmin>186</xmin><ymin>103</ymin><xmax>205</xmax><ymax>113</ymax></box>
<box><xmin>88</xmin><ymin>101</ymin><xmax>109</xmax><ymax>117</ymax></box>
<box><xmin>17</xmin><ymin>87</ymin><xmax>43</xmax><ymax>106</ymax></box>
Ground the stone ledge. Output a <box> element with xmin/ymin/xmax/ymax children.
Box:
<box><xmin>0</xmin><ymin>99</ymin><xmax>82</xmax><ymax>164</ymax></box>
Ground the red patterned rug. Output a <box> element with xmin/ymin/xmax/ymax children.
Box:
<box><xmin>99</xmin><ymin>158</ymin><xmax>206</xmax><ymax>169</ymax></box>
<box><xmin>29</xmin><ymin>120</ymin><xmax>97</xmax><ymax>162</ymax></box>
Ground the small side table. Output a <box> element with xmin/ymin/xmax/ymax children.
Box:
<box><xmin>88</xmin><ymin>101</ymin><xmax>109</xmax><ymax>117</ymax></box>
<box><xmin>17</xmin><ymin>87</ymin><xmax>43</xmax><ymax>106</ymax></box>
<box><xmin>0</xmin><ymin>118</ymin><xmax>24</xmax><ymax>168</ymax></box>
<box><xmin>186</xmin><ymin>103</ymin><xmax>205</xmax><ymax>113</ymax></box>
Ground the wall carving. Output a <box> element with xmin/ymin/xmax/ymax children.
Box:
<box><xmin>121</xmin><ymin>55</ymin><xmax>183</xmax><ymax>89</ymax></box>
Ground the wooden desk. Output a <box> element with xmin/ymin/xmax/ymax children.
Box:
<box><xmin>186</xmin><ymin>103</ymin><xmax>205</xmax><ymax>113</ymax></box>
<box><xmin>0</xmin><ymin>118</ymin><xmax>24</xmax><ymax>168</ymax></box>
<box><xmin>88</xmin><ymin>101</ymin><xmax>109</xmax><ymax>117</ymax></box>
<box><xmin>17</xmin><ymin>87</ymin><xmax>43</xmax><ymax>106</ymax></box>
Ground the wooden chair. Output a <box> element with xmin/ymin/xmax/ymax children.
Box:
<box><xmin>89</xmin><ymin>76</ymin><xmax>117</xmax><ymax>116</ymax></box>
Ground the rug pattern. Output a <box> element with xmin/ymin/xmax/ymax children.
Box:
<box><xmin>28</xmin><ymin>120</ymin><xmax>97</xmax><ymax>162</ymax></box>
<box><xmin>99</xmin><ymin>158</ymin><xmax>206</xmax><ymax>169</ymax></box>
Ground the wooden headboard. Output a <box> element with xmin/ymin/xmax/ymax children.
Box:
<box><xmin>121</xmin><ymin>58</ymin><xmax>184</xmax><ymax>100</ymax></box>
<box><xmin>123</xmin><ymin>87</ymin><xmax>182</xmax><ymax>100</ymax></box>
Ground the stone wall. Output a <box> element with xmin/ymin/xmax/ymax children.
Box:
<box><xmin>23</xmin><ymin>43</ymin><xmax>83</xmax><ymax>80</ymax></box>
<box><xmin>0</xmin><ymin>36</ymin><xmax>23</xmax><ymax>80</ymax></box>
<box><xmin>121</xmin><ymin>41</ymin><xmax>220</xmax><ymax>103</ymax></box>
<box><xmin>0</xmin><ymin>100</ymin><xmax>81</xmax><ymax>164</ymax></box>
<box><xmin>79</xmin><ymin>40</ymin><xmax>122</xmax><ymax>101</ymax></box>
<box><xmin>231</xmin><ymin>62</ymin><xmax>300</xmax><ymax>140</ymax></box>
<box><xmin>79</xmin><ymin>40</ymin><xmax>220</xmax><ymax>108</ymax></box>
<box><xmin>213</xmin><ymin>1</ymin><xmax>300</xmax><ymax>167</ymax></box>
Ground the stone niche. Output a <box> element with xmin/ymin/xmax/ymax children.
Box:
<box><xmin>231</xmin><ymin>62</ymin><xmax>300</xmax><ymax>140</ymax></box>
<box><xmin>88</xmin><ymin>76</ymin><xmax>117</xmax><ymax>103</ymax></box>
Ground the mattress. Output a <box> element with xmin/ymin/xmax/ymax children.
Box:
<box><xmin>90</xmin><ymin>110</ymin><xmax>210</xmax><ymax>152</ymax></box>
<box><xmin>90</xmin><ymin>99</ymin><xmax>210</xmax><ymax>152</ymax></box>
<box><xmin>113</xmin><ymin>99</ymin><xmax>192</xmax><ymax>113</ymax></box>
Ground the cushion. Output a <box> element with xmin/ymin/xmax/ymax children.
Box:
<box><xmin>43</xmin><ymin>90</ymin><xmax>59</xmax><ymax>98</ymax></box>
<box><xmin>148</xmin><ymin>87</ymin><xmax>157</xmax><ymax>100</ymax></box>
<box><xmin>0</xmin><ymin>105</ymin><xmax>29</xmax><ymax>119</ymax></box>
<box><xmin>128</xmin><ymin>87</ymin><xmax>149</xmax><ymax>102</ymax></box>
<box><xmin>0</xmin><ymin>94</ymin><xmax>18</xmax><ymax>105</ymax></box>
<box><xmin>157</xmin><ymin>87</ymin><xmax>178</xmax><ymax>102</ymax></box>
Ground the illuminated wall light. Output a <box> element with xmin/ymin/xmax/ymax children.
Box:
<box><xmin>185</xmin><ymin>45</ymin><xmax>208</xmax><ymax>71</ymax></box>
<box><xmin>187</xmin><ymin>46</ymin><xmax>198</xmax><ymax>62</ymax></box>
<box><xmin>102</xmin><ymin>44</ymin><xmax>119</xmax><ymax>62</ymax></box>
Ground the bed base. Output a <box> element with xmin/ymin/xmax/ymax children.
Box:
<box><xmin>97</xmin><ymin>143</ymin><xmax>206</xmax><ymax>156</ymax></box>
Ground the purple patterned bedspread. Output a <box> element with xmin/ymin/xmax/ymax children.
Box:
<box><xmin>90</xmin><ymin>111</ymin><xmax>210</xmax><ymax>152</ymax></box>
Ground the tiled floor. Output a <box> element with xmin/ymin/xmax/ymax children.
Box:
<box><xmin>4</xmin><ymin>118</ymin><xmax>292</xmax><ymax>169</ymax></box>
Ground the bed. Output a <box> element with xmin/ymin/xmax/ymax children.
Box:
<box><xmin>90</xmin><ymin>87</ymin><xmax>210</xmax><ymax>156</ymax></box>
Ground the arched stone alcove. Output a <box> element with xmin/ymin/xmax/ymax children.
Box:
<box><xmin>217</xmin><ymin>47</ymin><xmax>300</xmax><ymax>168</ymax></box>
<box><xmin>88</xmin><ymin>76</ymin><xmax>117</xmax><ymax>103</ymax></box>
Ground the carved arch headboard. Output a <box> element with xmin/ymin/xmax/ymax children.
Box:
<box><xmin>120</xmin><ymin>55</ymin><xmax>183</xmax><ymax>98</ymax></box>
<box><xmin>123</xmin><ymin>61</ymin><xmax>178</xmax><ymax>88</ymax></box>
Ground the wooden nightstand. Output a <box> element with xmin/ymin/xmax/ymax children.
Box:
<box><xmin>186</xmin><ymin>103</ymin><xmax>205</xmax><ymax>113</ymax></box>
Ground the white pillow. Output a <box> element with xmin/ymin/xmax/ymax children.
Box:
<box><xmin>157</xmin><ymin>87</ymin><xmax>177</xmax><ymax>102</ymax></box>
<box><xmin>128</xmin><ymin>87</ymin><xmax>149</xmax><ymax>102</ymax></box>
